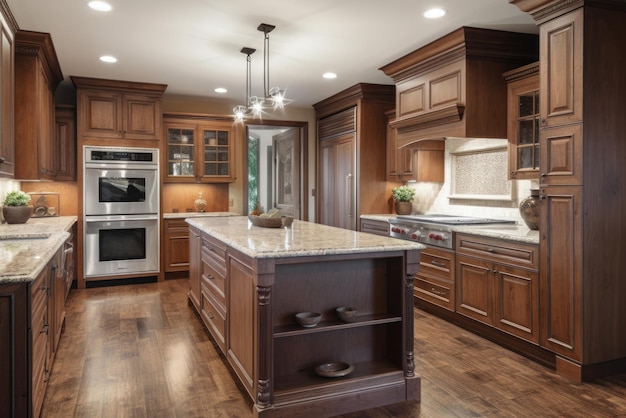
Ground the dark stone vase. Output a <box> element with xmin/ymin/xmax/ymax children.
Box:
<box><xmin>394</xmin><ymin>201</ymin><xmax>413</xmax><ymax>215</ymax></box>
<box><xmin>2</xmin><ymin>206</ymin><xmax>33</xmax><ymax>224</ymax></box>
<box><xmin>519</xmin><ymin>189</ymin><xmax>539</xmax><ymax>230</ymax></box>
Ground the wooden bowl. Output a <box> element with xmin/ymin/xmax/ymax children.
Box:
<box><xmin>295</xmin><ymin>312</ymin><xmax>322</xmax><ymax>328</ymax></box>
<box><xmin>336</xmin><ymin>307</ymin><xmax>357</xmax><ymax>322</ymax></box>
<box><xmin>248</xmin><ymin>214</ymin><xmax>282</xmax><ymax>228</ymax></box>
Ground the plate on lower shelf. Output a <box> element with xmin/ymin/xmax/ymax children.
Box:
<box><xmin>314</xmin><ymin>362</ymin><xmax>354</xmax><ymax>378</ymax></box>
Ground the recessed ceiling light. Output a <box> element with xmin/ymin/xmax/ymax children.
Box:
<box><xmin>99</xmin><ymin>55</ymin><xmax>117</xmax><ymax>63</ymax></box>
<box><xmin>214</xmin><ymin>87</ymin><xmax>227</xmax><ymax>94</ymax></box>
<box><xmin>88</xmin><ymin>1</ymin><xmax>112</xmax><ymax>12</ymax></box>
<box><xmin>323</xmin><ymin>72</ymin><xmax>337</xmax><ymax>79</ymax></box>
<box><xmin>424</xmin><ymin>8</ymin><xmax>446</xmax><ymax>19</ymax></box>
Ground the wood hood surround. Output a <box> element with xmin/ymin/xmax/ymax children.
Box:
<box><xmin>380</xmin><ymin>27</ymin><xmax>538</xmax><ymax>147</ymax></box>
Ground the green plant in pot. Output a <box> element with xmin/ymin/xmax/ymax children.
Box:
<box><xmin>392</xmin><ymin>185</ymin><xmax>415</xmax><ymax>215</ymax></box>
<box><xmin>2</xmin><ymin>191</ymin><xmax>33</xmax><ymax>224</ymax></box>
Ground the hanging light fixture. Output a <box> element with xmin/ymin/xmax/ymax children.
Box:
<box><xmin>233</xmin><ymin>23</ymin><xmax>288</xmax><ymax>122</ymax></box>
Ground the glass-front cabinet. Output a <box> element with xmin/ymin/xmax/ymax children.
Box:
<box><xmin>163</xmin><ymin>115</ymin><xmax>235</xmax><ymax>183</ymax></box>
<box><xmin>504</xmin><ymin>62</ymin><xmax>540</xmax><ymax>180</ymax></box>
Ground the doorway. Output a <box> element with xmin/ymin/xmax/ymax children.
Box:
<box><xmin>244</xmin><ymin>121</ymin><xmax>308</xmax><ymax>220</ymax></box>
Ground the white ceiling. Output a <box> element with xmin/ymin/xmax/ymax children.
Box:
<box><xmin>7</xmin><ymin>0</ymin><xmax>537</xmax><ymax>109</ymax></box>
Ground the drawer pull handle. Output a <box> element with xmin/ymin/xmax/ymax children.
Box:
<box><xmin>487</xmin><ymin>248</ymin><xmax>495</xmax><ymax>253</ymax></box>
<box><xmin>431</xmin><ymin>260</ymin><xmax>445</xmax><ymax>268</ymax></box>
<box><xmin>208</xmin><ymin>311</ymin><xmax>214</xmax><ymax>319</ymax></box>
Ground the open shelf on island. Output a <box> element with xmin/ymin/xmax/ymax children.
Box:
<box><xmin>274</xmin><ymin>313</ymin><xmax>402</xmax><ymax>337</ymax></box>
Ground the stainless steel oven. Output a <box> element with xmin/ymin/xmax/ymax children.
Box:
<box><xmin>84</xmin><ymin>146</ymin><xmax>159</xmax><ymax>216</ymax></box>
<box><xmin>83</xmin><ymin>146</ymin><xmax>160</xmax><ymax>279</ymax></box>
<box><xmin>84</xmin><ymin>214</ymin><xmax>159</xmax><ymax>277</ymax></box>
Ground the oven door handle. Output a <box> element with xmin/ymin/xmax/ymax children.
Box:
<box><xmin>84</xmin><ymin>214</ymin><xmax>159</xmax><ymax>223</ymax></box>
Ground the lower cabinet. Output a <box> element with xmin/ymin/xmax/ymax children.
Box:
<box><xmin>163</xmin><ymin>219</ymin><xmax>190</xmax><ymax>273</ymax></box>
<box><xmin>0</xmin><ymin>244</ymin><xmax>65</xmax><ymax>418</ymax></box>
<box><xmin>455</xmin><ymin>233</ymin><xmax>540</xmax><ymax>344</ymax></box>
<box><xmin>188</xmin><ymin>227</ymin><xmax>201</xmax><ymax>311</ymax></box>
<box><xmin>414</xmin><ymin>246</ymin><xmax>456</xmax><ymax>311</ymax></box>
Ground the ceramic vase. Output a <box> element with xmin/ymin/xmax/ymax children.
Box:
<box><xmin>519</xmin><ymin>189</ymin><xmax>539</xmax><ymax>230</ymax></box>
<box><xmin>2</xmin><ymin>206</ymin><xmax>33</xmax><ymax>224</ymax></box>
<box><xmin>194</xmin><ymin>192</ymin><xmax>207</xmax><ymax>212</ymax></box>
<box><xmin>394</xmin><ymin>201</ymin><xmax>413</xmax><ymax>215</ymax></box>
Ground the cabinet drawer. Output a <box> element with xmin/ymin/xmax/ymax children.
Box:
<box><xmin>414</xmin><ymin>275</ymin><xmax>455</xmax><ymax>311</ymax></box>
<box><xmin>360</xmin><ymin>219</ymin><xmax>389</xmax><ymax>236</ymax></box>
<box><xmin>201</xmin><ymin>236</ymin><xmax>227</xmax><ymax>276</ymax></box>
<box><xmin>419</xmin><ymin>247</ymin><xmax>455</xmax><ymax>280</ymax></box>
<box><xmin>201</xmin><ymin>261</ymin><xmax>226</xmax><ymax>306</ymax></box>
<box><xmin>200</xmin><ymin>288</ymin><xmax>226</xmax><ymax>352</ymax></box>
<box><xmin>165</xmin><ymin>218</ymin><xmax>189</xmax><ymax>231</ymax></box>
<box><xmin>456</xmin><ymin>233</ymin><xmax>538</xmax><ymax>270</ymax></box>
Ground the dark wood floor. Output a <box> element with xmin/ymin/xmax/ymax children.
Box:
<box><xmin>42</xmin><ymin>278</ymin><xmax>626</xmax><ymax>418</ymax></box>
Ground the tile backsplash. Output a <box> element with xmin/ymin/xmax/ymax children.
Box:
<box><xmin>407</xmin><ymin>138</ymin><xmax>538</xmax><ymax>222</ymax></box>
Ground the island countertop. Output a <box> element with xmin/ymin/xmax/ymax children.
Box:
<box><xmin>186</xmin><ymin>216</ymin><xmax>424</xmax><ymax>259</ymax></box>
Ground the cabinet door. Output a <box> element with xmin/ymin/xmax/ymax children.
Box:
<box><xmin>122</xmin><ymin>94</ymin><xmax>161</xmax><ymax>140</ymax></box>
<box><xmin>319</xmin><ymin>134</ymin><xmax>355</xmax><ymax>230</ymax></box>
<box><xmin>539</xmin><ymin>186</ymin><xmax>583</xmax><ymax>361</ymax></box>
<box><xmin>198</xmin><ymin>124</ymin><xmax>234</xmax><ymax>182</ymax></box>
<box><xmin>37</xmin><ymin>67</ymin><xmax>55</xmax><ymax>179</ymax></box>
<box><xmin>0</xmin><ymin>20</ymin><xmax>14</xmax><ymax>178</ymax></box>
<box><xmin>163</xmin><ymin>219</ymin><xmax>190</xmax><ymax>272</ymax></box>
<box><xmin>78</xmin><ymin>89</ymin><xmax>123</xmax><ymax>138</ymax></box>
<box><xmin>51</xmin><ymin>249</ymin><xmax>65</xmax><ymax>352</ymax></box>
<box><xmin>188</xmin><ymin>227</ymin><xmax>201</xmax><ymax>311</ymax></box>
<box><xmin>508</xmin><ymin>72</ymin><xmax>540</xmax><ymax>179</ymax></box>
<box><xmin>493</xmin><ymin>264</ymin><xmax>539</xmax><ymax>344</ymax></box>
<box><xmin>54</xmin><ymin>105</ymin><xmax>76</xmax><ymax>181</ymax></box>
<box><xmin>540</xmin><ymin>9</ymin><xmax>583</xmax><ymax>128</ymax></box>
<box><xmin>164</xmin><ymin>123</ymin><xmax>196</xmax><ymax>181</ymax></box>
<box><xmin>456</xmin><ymin>255</ymin><xmax>493</xmax><ymax>325</ymax></box>
<box><xmin>540</xmin><ymin>124</ymin><xmax>583</xmax><ymax>186</ymax></box>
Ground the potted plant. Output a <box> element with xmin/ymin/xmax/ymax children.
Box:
<box><xmin>2</xmin><ymin>191</ymin><xmax>33</xmax><ymax>224</ymax></box>
<box><xmin>392</xmin><ymin>185</ymin><xmax>415</xmax><ymax>215</ymax></box>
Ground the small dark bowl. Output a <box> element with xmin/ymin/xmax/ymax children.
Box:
<box><xmin>295</xmin><ymin>312</ymin><xmax>322</xmax><ymax>328</ymax></box>
<box><xmin>336</xmin><ymin>307</ymin><xmax>357</xmax><ymax>322</ymax></box>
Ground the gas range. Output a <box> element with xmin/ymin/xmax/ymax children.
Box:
<box><xmin>388</xmin><ymin>214</ymin><xmax>516</xmax><ymax>249</ymax></box>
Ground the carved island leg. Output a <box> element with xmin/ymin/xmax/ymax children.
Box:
<box><xmin>405</xmin><ymin>273</ymin><xmax>415</xmax><ymax>378</ymax></box>
<box><xmin>257</xmin><ymin>285</ymin><xmax>272</xmax><ymax>409</ymax></box>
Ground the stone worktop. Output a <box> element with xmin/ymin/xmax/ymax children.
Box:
<box><xmin>0</xmin><ymin>216</ymin><xmax>76</xmax><ymax>283</ymax></box>
<box><xmin>163</xmin><ymin>211</ymin><xmax>240</xmax><ymax>219</ymax></box>
<box><xmin>360</xmin><ymin>214</ymin><xmax>538</xmax><ymax>245</ymax></box>
<box><xmin>187</xmin><ymin>216</ymin><xmax>424</xmax><ymax>259</ymax></box>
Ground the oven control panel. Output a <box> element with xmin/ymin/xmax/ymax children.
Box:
<box><xmin>389</xmin><ymin>224</ymin><xmax>452</xmax><ymax>248</ymax></box>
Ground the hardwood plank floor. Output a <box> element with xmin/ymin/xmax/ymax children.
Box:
<box><xmin>43</xmin><ymin>279</ymin><xmax>626</xmax><ymax>418</ymax></box>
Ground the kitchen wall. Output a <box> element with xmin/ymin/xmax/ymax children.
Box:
<box><xmin>407</xmin><ymin>138</ymin><xmax>536</xmax><ymax>222</ymax></box>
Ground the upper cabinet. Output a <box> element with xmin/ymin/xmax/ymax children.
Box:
<box><xmin>14</xmin><ymin>30</ymin><xmax>63</xmax><ymax>180</ymax></box>
<box><xmin>0</xmin><ymin>1</ymin><xmax>15</xmax><ymax>178</ymax></box>
<box><xmin>71</xmin><ymin>76</ymin><xmax>167</xmax><ymax>144</ymax></box>
<box><xmin>380</xmin><ymin>27</ymin><xmax>539</xmax><ymax>147</ymax></box>
<box><xmin>504</xmin><ymin>62</ymin><xmax>540</xmax><ymax>179</ymax></box>
<box><xmin>54</xmin><ymin>104</ymin><xmax>76</xmax><ymax>181</ymax></box>
<box><xmin>163</xmin><ymin>113</ymin><xmax>235</xmax><ymax>183</ymax></box>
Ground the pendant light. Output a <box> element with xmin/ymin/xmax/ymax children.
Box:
<box><xmin>233</xmin><ymin>23</ymin><xmax>288</xmax><ymax>122</ymax></box>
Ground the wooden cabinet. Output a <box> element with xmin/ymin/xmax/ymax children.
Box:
<box><xmin>54</xmin><ymin>104</ymin><xmax>76</xmax><ymax>181</ymax></box>
<box><xmin>539</xmin><ymin>186</ymin><xmax>582</xmax><ymax>361</ymax></box>
<box><xmin>71</xmin><ymin>76</ymin><xmax>167</xmax><ymax>144</ymax></box>
<box><xmin>200</xmin><ymin>233</ymin><xmax>228</xmax><ymax>354</ymax></box>
<box><xmin>14</xmin><ymin>30</ymin><xmax>63</xmax><ymax>180</ymax></box>
<box><xmin>456</xmin><ymin>234</ymin><xmax>540</xmax><ymax>344</ymax></box>
<box><xmin>539</xmin><ymin>123</ymin><xmax>583</xmax><ymax>186</ymax></box>
<box><xmin>187</xmin><ymin>220</ymin><xmax>420</xmax><ymax>416</ymax></box>
<box><xmin>539</xmin><ymin>8</ymin><xmax>583</xmax><ymax>128</ymax></box>
<box><xmin>63</xmin><ymin>226</ymin><xmax>76</xmax><ymax>300</ymax></box>
<box><xmin>163</xmin><ymin>219</ymin><xmax>190</xmax><ymax>272</ymax></box>
<box><xmin>380</xmin><ymin>27</ymin><xmax>538</xmax><ymax>147</ymax></box>
<box><xmin>188</xmin><ymin>226</ymin><xmax>201</xmax><ymax>311</ymax></box>
<box><xmin>314</xmin><ymin>84</ymin><xmax>395</xmax><ymax>230</ymax></box>
<box><xmin>0</xmin><ymin>5</ymin><xmax>15</xmax><ymax>178</ymax></box>
<box><xmin>163</xmin><ymin>114</ymin><xmax>235</xmax><ymax>183</ymax></box>
<box><xmin>414</xmin><ymin>246</ymin><xmax>456</xmax><ymax>312</ymax></box>
<box><xmin>359</xmin><ymin>217</ymin><xmax>389</xmax><ymax>236</ymax></box>
<box><xmin>505</xmin><ymin>62</ymin><xmax>540</xmax><ymax>179</ymax></box>
<box><xmin>0</xmin><ymin>244</ymin><xmax>65</xmax><ymax>418</ymax></box>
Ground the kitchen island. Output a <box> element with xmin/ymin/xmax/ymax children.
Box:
<box><xmin>186</xmin><ymin>216</ymin><xmax>424</xmax><ymax>417</ymax></box>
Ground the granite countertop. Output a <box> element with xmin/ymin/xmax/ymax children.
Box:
<box><xmin>360</xmin><ymin>214</ymin><xmax>538</xmax><ymax>245</ymax></box>
<box><xmin>187</xmin><ymin>216</ymin><xmax>424</xmax><ymax>259</ymax></box>
<box><xmin>163</xmin><ymin>211</ymin><xmax>240</xmax><ymax>219</ymax></box>
<box><xmin>0</xmin><ymin>216</ymin><xmax>76</xmax><ymax>283</ymax></box>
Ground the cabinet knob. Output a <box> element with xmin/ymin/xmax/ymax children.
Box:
<box><xmin>0</xmin><ymin>156</ymin><xmax>4</xmax><ymax>163</ymax></box>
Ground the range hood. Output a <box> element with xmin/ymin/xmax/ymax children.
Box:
<box><xmin>380</xmin><ymin>27</ymin><xmax>538</xmax><ymax>147</ymax></box>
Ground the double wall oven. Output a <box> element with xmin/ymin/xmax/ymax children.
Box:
<box><xmin>83</xmin><ymin>146</ymin><xmax>160</xmax><ymax>279</ymax></box>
